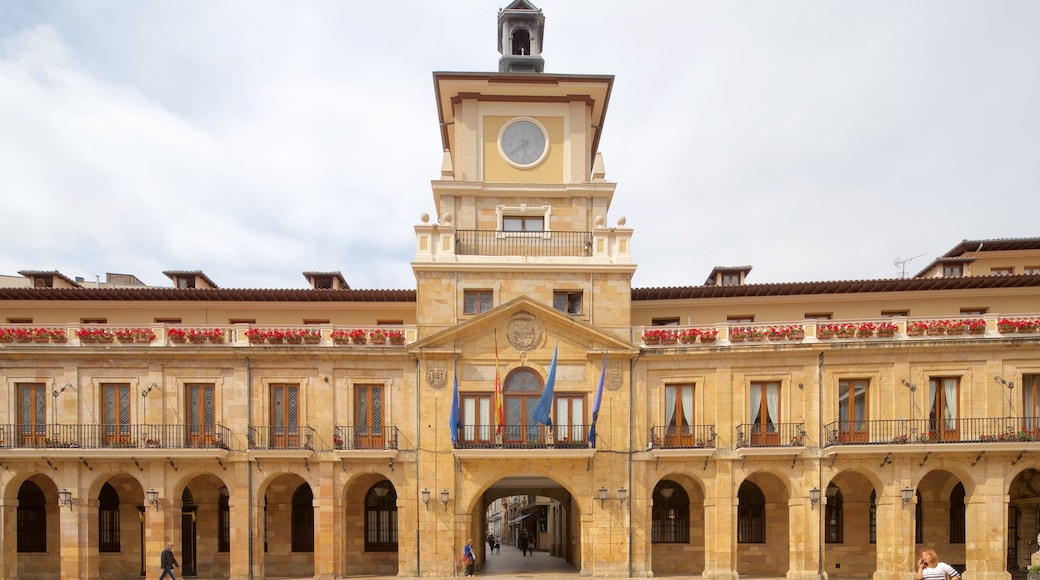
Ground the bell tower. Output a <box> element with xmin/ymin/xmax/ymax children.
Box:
<box><xmin>498</xmin><ymin>0</ymin><xmax>545</xmax><ymax>73</ymax></box>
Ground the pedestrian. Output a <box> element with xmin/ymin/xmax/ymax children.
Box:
<box><xmin>494</xmin><ymin>536</ymin><xmax>500</xmax><ymax>553</ymax></box>
<box><xmin>462</xmin><ymin>538</ymin><xmax>475</xmax><ymax>576</ymax></box>
<box><xmin>519</xmin><ymin>532</ymin><xmax>528</xmax><ymax>556</ymax></box>
<box><xmin>159</xmin><ymin>542</ymin><xmax>179</xmax><ymax>580</ymax></box>
<box><xmin>487</xmin><ymin>533</ymin><xmax>495</xmax><ymax>553</ymax></box>
<box><xmin>915</xmin><ymin>548</ymin><xmax>960</xmax><ymax>580</ymax></box>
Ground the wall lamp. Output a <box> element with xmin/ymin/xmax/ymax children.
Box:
<box><xmin>141</xmin><ymin>383</ymin><xmax>159</xmax><ymax>398</ymax></box>
<box><xmin>421</xmin><ymin>488</ymin><xmax>431</xmax><ymax>510</ymax></box>
<box><xmin>52</xmin><ymin>383</ymin><xmax>73</xmax><ymax>398</ymax></box>
<box><xmin>901</xmin><ymin>487</ymin><xmax>915</xmax><ymax>505</ymax></box>
<box><xmin>809</xmin><ymin>487</ymin><xmax>822</xmax><ymax>509</ymax></box>
<box><xmin>145</xmin><ymin>488</ymin><xmax>160</xmax><ymax>511</ymax></box>
<box><xmin>598</xmin><ymin>486</ymin><xmax>608</xmax><ymax>507</ymax></box>
<box><xmin>598</xmin><ymin>486</ymin><xmax>627</xmax><ymax>507</ymax></box>
<box><xmin>618</xmin><ymin>487</ymin><xmax>627</xmax><ymax>506</ymax></box>
<box><xmin>440</xmin><ymin>489</ymin><xmax>450</xmax><ymax>510</ymax></box>
<box><xmin>58</xmin><ymin>488</ymin><xmax>73</xmax><ymax>510</ymax></box>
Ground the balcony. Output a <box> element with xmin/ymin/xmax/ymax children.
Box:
<box><xmin>0</xmin><ymin>324</ymin><xmax>417</xmax><ymax>347</ymax></box>
<box><xmin>455</xmin><ymin>230</ymin><xmax>592</xmax><ymax>257</ymax></box>
<box><xmin>0</xmin><ymin>423</ymin><xmax>232</xmax><ymax>451</ymax></box>
<box><xmin>823</xmin><ymin>417</ymin><xmax>1040</xmax><ymax>447</ymax></box>
<box><xmin>454</xmin><ymin>424</ymin><xmax>591</xmax><ymax>450</ymax></box>
<box><xmin>247</xmin><ymin>426</ymin><xmax>317</xmax><ymax>451</ymax></box>
<box><xmin>649</xmin><ymin>424</ymin><xmax>716</xmax><ymax>449</ymax></box>
<box><xmin>735</xmin><ymin>422</ymin><xmax>807</xmax><ymax>448</ymax></box>
<box><xmin>332</xmin><ymin>425</ymin><xmax>399</xmax><ymax>451</ymax></box>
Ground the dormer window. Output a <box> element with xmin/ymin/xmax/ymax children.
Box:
<box><xmin>175</xmin><ymin>276</ymin><xmax>196</xmax><ymax>289</ymax></box>
<box><xmin>33</xmin><ymin>276</ymin><xmax>53</xmax><ymax>288</ymax></box>
<box><xmin>721</xmin><ymin>273</ymin><xmax>740</xmax><ymax>286</ymax></box>
<box><xmin>943</xmin><ymin>264</ymin><xmax>963</xmax><ymax>277</ymax></box>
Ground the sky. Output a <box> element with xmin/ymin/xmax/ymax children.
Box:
<box><xmin>1</xmin><ymin>1</ymin><xmax>1038</xmax><ymax>290</ymax></box>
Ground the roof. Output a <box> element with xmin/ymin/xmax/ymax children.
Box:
<box><xmin>17</xmin><ymin>270</ymin><xmax>82</xmax><ymax>288</ymax></box>
<box><xmin>162</xmin><ymin>270</ymin><xmax>219</xmax><ymax>289</ymax></box>
<box><xmin>913</xmin><ymin>237</ymin><xmax>1040</xmax><ymax>277</ymax></box>
<box><xmin>0</xmin><ymin>287</ymin><xmax>416</xmax><ymax>302</ymax></box>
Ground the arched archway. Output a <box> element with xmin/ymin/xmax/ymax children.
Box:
<box><xmin>342</xmin><ymin>474</ymin><xmax>399</xmax><ymax>577</ymax></box>
<box><xmin>649</xmin><ymin>476</ymin><xmax>706</xmax><ymax>575</ymax></box>
<box><xmin>259</xmin><ymin>473</ymin><xmax>314</xmax><ymax>578</ymax></box>
<box><xmin>179</xmin><ymin>472</ymin><xmax>231</xmax><ymax>577</ymax></box>
<box><xmin>736</xmin><ymin>472</ymin><xmax>790</xmax><ymax>576</ymax></box>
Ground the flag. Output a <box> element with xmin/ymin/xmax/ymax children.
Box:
<box><xmin>449</xmin><ymin>354</ymin><xmax>462</xmax><ymax>445</ymax></box>
<box><xmin>532</xmin><ymin>337</ymin><xmax>558</xmax><ymax>427</ymax></box>
<box><xmin>494</xmin><ymin>330</ymin><xmax>504</xmax><ymax>434</ymax></box>
<box><xmin>588</xmin><ymin>352</ymin><xmax>608</xmax><ymax>448</ymax></box>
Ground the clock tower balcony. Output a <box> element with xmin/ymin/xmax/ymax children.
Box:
<box><xmin>413</xmin><ymin>222</ymin><xmax>633</xmax><ymax>267</ymax></box>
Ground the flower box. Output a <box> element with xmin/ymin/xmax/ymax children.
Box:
<box><xmin>388</xmin><ymin>330</ymin><xmax>406</xmax><ymax>345</ymax></box>
<box><xmin>728</xmin><ymin>328</ymin><xmax>747</xmax><ymax>342</ymax></box>
<box><xmin>369</xmin><ymin>329</ymin><xmax>387</xmax><ymax>344</ymax></box>
<box><xmin>746</xmin><ymin>329</ymin><xmax>765</xmax><ymax>342</ymax></box>
<box><xmin>787</xmin><ymin>327</ymin><xmax>805</xmax><ymax>340</ymax></box>
<box><xmin>816</xmin><ymin>325</ymin><xmax>836</xmax><ymax>339</ymax></box>
<box><xmin>967</xmin><ymin>319</ymin><xmax>986</xmax><ymax>334</ymax></box>
<box><xmin>699</xmin><ymin>329</ymin><xmax>719</xmax><ymax>343</ymax></box>
<box><xmin>76</xmin><ymin>328</ymin><xmax>113</xmax><ymax>344</ymax></box>
<box><xmin>907</xmin><ymin>321</ymin><xmax>929</xmax><ymax>336</ymax></box>
<box><xmin>855</xmin><ymin>322</ymin><xmax>876</xmax><ymax>338</ymax></box>
<box><xmin>877</xmin><ymin>322</ymin><xmax>898</xmax><ymax>337</ymax></box>
<box><xmin>678</xmin><ymin>329</ymin><xmax>699</xmax><ymax>344</ymax></box>
<box><xmin>765</xmin><ymin>327</ymin><xmax>787</xmax><ymax>341</ymax></box>
<box><xmin>642</xmin><ymin>329</ymin><xmax>675</xmax><ymax>345</ymax></box>
<box><xmin>835</xmin><ymin>324</ymin><xmax>856</xmax><ymax>339</ymax></box>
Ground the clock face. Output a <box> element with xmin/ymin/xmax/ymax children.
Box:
<box><xmin>500</xmin><ymin>119</ymin><xmax>547</xmax><ymax>166</ymax></box>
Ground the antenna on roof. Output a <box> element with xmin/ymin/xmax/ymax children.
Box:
<box><xmin>893</xmin><ymin>253</ymin><xmax>926</xmax><ymax>279</ymax></box>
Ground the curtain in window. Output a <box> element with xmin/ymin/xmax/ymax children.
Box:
<box><xmin>749</xmin><ymin>384</ymin><xmax>762</xmax><ymax>426</ymax></box>
<box><xmin>765</xmin><ymin>383</ymin><xmax>779</xmax><ymax>431</ymax></box>
<box><xmin>681</xmin><ymin>389</ymin><xmax>693</xmax><ymax>432</ymax></box>
<box><xmin>665</xmin><ymin>388</ymin><xmax>677</xmax><ymax>430</ymax></box>
<box><xmin>943</xmin><ymin>379</ymin><xmax>957</xmax><ymax>429</ymax></box>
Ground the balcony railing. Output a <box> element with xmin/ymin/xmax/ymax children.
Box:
<box><xmin>649</xmin><ymin>424</ymin><xmax>716</xmax><ymax>449</ymax></box>
<box><xmin>455</xmin><ymin>230</ymin><xmax>593</xmax><ymax>257</ymax></box>
<box><xmin>332</xmin><ymin>425</ymin><xmax>399</xmax><ymax>451</ymax></box>
<box><xmin>824</xmin><ymin>417</ymin><xmax>1040</xmax><ymax>446</ymax></box>
<box><xmin>736</xmin><ymin>422</ymin><xmax>806</xmax><ymax>448</ymax></box>
<box><xmin>248</xmin><ymin>425</ymin><xmax>317</xmax><ymax>451</ymax></box>
<box><xmin>0</xmin><ymin>423</ymin><xmax>231</xmax><ymax>450</ymax></box>
<box><xmin>454</xmin><ymin>424</ymin><xmax>590</xmax><ymax>449</ymax></box>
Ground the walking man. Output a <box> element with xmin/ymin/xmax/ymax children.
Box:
<box><xmin>159</xmin><ymin>542</ymin><xmax>179</xmax><ymax>580</ymax></box>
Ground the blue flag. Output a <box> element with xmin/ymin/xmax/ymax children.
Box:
<box><xmin>588</xmin><ymin>352</ymin><xmax>607</xmax><ymax>448</ymax></box>
<box><xmin>449</xmin><ymin>355</ymin><xmax>462</xmax><ymax>445</ymax></box>
<box><xmin>532</xmin><ymin>339</ymin><xmax>558</xmax><ymax>427</ymax></box>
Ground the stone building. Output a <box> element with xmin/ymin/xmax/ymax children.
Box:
<box><xmin>3</xmin><ymin>1</ymin><xmax>1040</xmax><ymax>579</ymax></box>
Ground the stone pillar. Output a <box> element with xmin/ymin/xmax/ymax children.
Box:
<box><xmin>702</xmin><ymin>467</ymin><xmax>738</xmax><ymax>580</ymax></box>
<box><xmin>59</xmin><ymin>491</ymin><xmax>93</xmax><ymax>580</ymax></box>
<box><xmin>874</xmin><ymin>485</ymin><xmax>914</xmax><ymax>580</ymax></box>
<box><xmin>227</xmin><ymin>472</ymin><xmax>251</xmax><ymax>580</ymax></box>
<box><xmin>0</xmin><ymin>497</ymin><xmax>16</xmax><ymax>580</ymax></box>
<box><xmin>312</xmin><ymin>463</ymin><xmax>335</xmax><ymax>580</ymax></box>
<box><xmin>965</xmin><ymin>479</ymin><xmax>1010</xmax><ymax>580</ymax></box>
<box><xmin>789</xmin><ymin>493</ymin><xmax>821</xmax><ymax>580</ymax></box>
<box><xmin>143</xmin><ymin>493</ymin><xmax>167</xmax><ymax>576</ymax></box>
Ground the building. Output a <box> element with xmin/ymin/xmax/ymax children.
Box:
<box><xmin>3</xmin><ymin>1</ymin><xmax>1040</xmax><ymax>579</ymax></box>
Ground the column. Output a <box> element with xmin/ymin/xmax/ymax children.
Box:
<box><xmin>703</xmin><ymin>468</ymin><xmax>738</xmax><ymax>580</ymax></box>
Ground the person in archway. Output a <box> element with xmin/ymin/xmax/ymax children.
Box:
<box><xmin>915</xmin><ymin>548</ymin><xmax>960</xmax><ymax>580</ymax></box>
<box><xmin>462</xmin><ymin>538</ymin><xmax>475</xmax><ymax>576</ymax></box>
<box><xmin>487</xmin><ymin>533</ymin><xmax>495</xmax><ymax>553</ymax></box>
<box><xmin>519</xmin><ymin>531</ymin><xmax>529</xmax><ymax>556</ymax></box>
<box><xmin>159</xmin><ymin>542</ymin><xmax>179</xmax><ymax>580</ymax></box>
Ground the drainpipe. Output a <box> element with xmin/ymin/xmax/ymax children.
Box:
<box><xmin>246</xmin><ymin>357</ymin><xmax>254</xmax><ymax>580</ymax></box>
<box><xmin>817</xmin><ymin>352</ymin><xmax>824</xmax><ymax>580</ymax></box>
<box><xmin>415</xmin><ymin>356</ymin><xmax>422</xmax><ymax>575</ymax></box>
<box><xmin>628</xmin><ymin>353</ymin><xmax>640</xmax><ymax>577</ymax></box>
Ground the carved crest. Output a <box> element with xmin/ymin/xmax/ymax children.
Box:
<box><xmin>606</xmin><ymin>360</ymin><xmax>624</xmax><ymax>391</ymax></box>
<box><xmin>426</xmin><ymin>365</ymin><xmax>447</xmax><ymax>390</ymax></box>
<box><xmin>506</xmin><ymin>311</ymin><xmax>542</xmax><ymax>352</ymax></box>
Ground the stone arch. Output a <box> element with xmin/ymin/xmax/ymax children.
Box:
<box><xmin>736</xmin><ymin>471</ymin><xmax>790</xmax><ymax>576</ymax></box>
<box><xmin>176</xmin><ymin>471</ymin><xmax>234</xmax><ymax>578</ymax></box>
<box><xmin>1</xmin><ymin>472</ymin><xmax>61</xmax><ymax>579</ymax></box>
<box><xmin>822</xmin><ymin>470</ymin><xmax>878</xmax><ymax>576</ymax></box>
<box><xmin>256</xmin><ymin>471</ymin><xmax>313</xmax><ymax>578</ymax></box>
<box><xmin>648</xmin><ymin>474</ymin><xmax>707</xmax><ymax>575</ymax></box>
<box><xmin>342</xmin><ymin>471</ymin><xmax>399</xmax><ymax>577</ymax></box>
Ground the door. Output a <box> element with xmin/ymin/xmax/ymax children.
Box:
<box><xmin>928</xmin><ymin>377</ymin><xmax>959</xmax><ymax>441</ymax></box>
<box><xmin>749</xmin><ymin>381</ymin><xmax>780</xmax><ymax>445</ymax></box>
<box><xmin>186</xmin><ymin>383</ymin><xmax>215</xmax><ymax>447</ymax></box>
<box><xmin>355</xmin><ymin>384</ymin><xmax>384</xmax><ymax>449</ymax></box>
<box><xmin>505</xmin><ymin>368</ymin><xmax>544</xmax><ymax>446</ymax></box>
<box><xmin>664</xmin><ymin>384</ymin><xmax>694</xmax><ymax>447</ymax></box>
<box><xmin>838</xmin><ymin>379</ymin><xmax>869</xmax><ymax>443</ymax></box>
<box><xmin>181</xmin><ymin>510</ymin><xmax>197</xmax><ymax>576</ymax></box>
<box><xmin>270</xmin><ymin>384</ymin><xmax>299</xmax><ymax>448</ymax></box>
<box><xmin>102</xmin><ymin>383</ymin><xmax>131</xmax><ymax>446</ymax></box>
<box><xmin>18</xmin><ymin>383</ymin><xmax>46</xmax><ymax>446</ymax></box>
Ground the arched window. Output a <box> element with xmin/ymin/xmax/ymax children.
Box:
<box><xmin>504</xmin><ymin>368</ymin><xmax>544</xmax><ymax>445</ymax></box>
<box><xmin>869</xmin><ymin>490</ymin><xmax>877</xmax><ymax>544</ymax></box>
<box><xmin>651</xmin><ymin>481</ymin><xmax>689</xmax><ymax>543</ymax></box>
<box><xmin>950</xmin><ymin>483</ymin><xmax>965</xmax><ymax>543</ymax></box>
<box><xmin>511</xmin><ymin>28</ymin><xmax>531</xmax><ymax>55</ymax></box>
<box><xmin>291</xmin><ymin>485</ymin><xmax>314</xmax><ymax>553</ymax></box>
<box><xmin>825</xmin><ymin>483</ymin><xmax>843</xmax><ymax>543</ymax></box>
<box><xmin>737</xmin><ymin>481</ymin><xmax>765</xmax><ymax>543</ymax></box>
<box><xmin>99</xmin><ymin>483</ymin><xmax>121</xmax><ymax>552</ymax></box>
<box><xmin>915</xmin><ymin>490</ymin><xmax>923</xmax><ymax>544</ymax></box>
<box><xmin>365</xmin><ymin>481</ymin><xmax>398</xmax><ymax>552</ymax></box>
<box><xmin>219</xmin><ymin>487</ymin><xmax>230</xmax><ymax>552</ymax></box>
<box><xmin>17</xmin><ymin>481</ymin><xmax>46</xmax><ymax>552</ymax></box>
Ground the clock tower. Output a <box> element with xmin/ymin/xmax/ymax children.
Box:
<box><xmin>498</xmin><ymin>0</ymin><xmax>545</xmax><ymax>73</ymax></box>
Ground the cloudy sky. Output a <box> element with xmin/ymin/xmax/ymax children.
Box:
<box><xmin>1</xmin><ymin>1</ymin><xmax>1038</xmax><ymax>290</ymax></box>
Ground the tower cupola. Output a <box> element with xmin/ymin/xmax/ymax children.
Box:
<box><xmin>498</xmin><ymin>0</ymin><xmax>545</xmax><ymax>73</ymax></box>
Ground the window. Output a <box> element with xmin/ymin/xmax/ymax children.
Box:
<box><xmin>553</xmin><ymin>291</ymin><xmax>583</xmax><ymax>315</ymax></box>
<box><xmin>154</xmin><ymin>318</ymin><xmax>181</xmax><ymax>324</ymax></box>
<box><xmin>503</xmin><ymin>216</ymin><xmax>544</xmax><ymax>232</ymax></box>
<box><xmin>82</xmin><ymin>318</ymin><xmax>107</xmax><ymax>324</ymax></box>
<box><xmin>175</xmin><ymin>276</ymin><xmax>195</xmax><ymax>288</ymax></box>
<box><xmin>186</xmin><ymin>383</ymin><xmax>215</xmax><ymax>447</ymax></box>
<box><xmin>303</xmin><ymin>319</ymin><xmax>330</xmax><ymax>325</ymax></box>
<box><xmin>651</xmin><ymin>317</ymin><xmax>679</xmax><ymax>326</ymax></box>
<box><xmin>804</xmin><ymin>313</ymin><xmax>832</xmax><ymax>320</ymax></box>
<box><xmin>229</xmin><ymin>318</ymin><xmax>256</xmax><ymax>325</ymax></box>
<box><xmin>218</xmin><ymin>489</ymin><xmax>230</xmax><ymax>552</ymax></box>
<box><xmin>737</xmin><ymin>481</ymin><xmax>765</xmax><ymax>543</ymax></box>
<box><xmin>664</xmin><ymin>383</ymin><xmax>695</xmax><ymax>446</ymax></box>
<box><xmin>721</xmin><ymin>272</ymin><xmax>741</xmax><ymax>286</ymax></box>
<box><xmin>17</xmin><ymin>481</ymin><xmax>46</xmax><ymax>552</ymax></box>
<box><xmin>1025</xmin><ymin>266</ymin><xmax>1040</xmax><ymax>275</ymax></box>
<box><xmin>355</xmin><ymin>384</ymin><xmax>385</xmax><ymax>449</ymax></box>
<box><xmin>34</xmin><ymin>276</ymin><xmax>53</xmax><ymax>287</ymax></box>
<box><xmin>651</xmin><ymin>481</ymin><xmax>689</xmax><ymax>544</ymax></box>
<box><xmin>960</xmin><ymin>308</ymin><xmax>987</xmax><ymax>316</ymax></box>
<box><xmin>270</xmin><ymin>384</ymin><xmax>300</xmax><ymax>448</ymax></box>
<box><xmin>364</xmin><ymin>481</ymin><xmax>398</xmax><ymax>552</ymax></box>
<box><xmin>463</xmin><ymin>290</ymin><xmax>493</xmax><ymax>315</ymax></box>
<box><xmin>377</xmin><ymin>320</ymin><xmax>404</xmax><ymax>326</ymax></box>
<box><xmin>99</xmin><ymin>483</ymin><xmax>120</xmax><ymax>552</ymax></box>
<box><xmin>869</xmin><ymin>490</ymin><xmax>877</xmax><ymax>544</ymax></box>
<box><xmin>17</xmin><ymin>383</ymin><xmax>46</xmax><ymax>444</ymax></box>
<box><xmin>291</xmin><ymin>485</ymin><xmax>314</xmax><ymax>552</ymax></box>
<box><xmin>6</xmin><ymin>317</ymin><xmax>32</xmax><ymax>324</ymax></box>
<box><xmin>881</xmin><ymin>310</ymin><xmax>909</xmax><ymax>318</ymax></box>
<box><xmin>462</xmin><ymin>394</ymin><xmax>493</xmax><ymax>443</ymax></box>
<box><xmin>1025</xmin><ymin>375</ymin><xmax>1040</xmax><ymax>425</ymax></box>
<box><xmin>837</xmin><ymin>379</ymin><xmax>869</xmax><ymax>443</ymax></box>
<box><xmin>943</xmin><ymin>264</ymin><xmax>963</xmax><ymax>277</ymax></box>
<box><xmin>102</xmin><ymin>383</ymin><xmax>130</xmax><ymax>446</ymax></box>
<box><xmin>927</xmin><ymin>377</ymin><xmax>959</xmax><ymax>441</ymax></box>
<box><xmin>554</xmin><ymin>395</ymin><xmax>585</xmax><ymax>445</ymax></box>
<box><xmin>749</xmin><ymin>381</ymin><xmax>780</xmax><ymax>445</ymax></box>
<box><xmin>727</xmin><ymin>315</ymin><xmax>754</xmax><ymax>323</ymax></box>
<box><xmin>991</xmin><ymin>267</ymin><xmax>1013</xmax><ymax>276</ymax></box>
<box><xmin>915</xmin><ymin>491</ymin><xmax>923</xmax><ymax>543</ymax></box>
<box><xmin>504</xmin><ymin>368</ymin><xmax>544</xmax><ymax>445</ymax></box>
<box><xmin>950</xmin><ymin>483</ymin><xmax>965</xmax><ymax>543</ymax></box>
<box><xmin>825</xmin><ymin>484</ymin><xmax>843</xmax><ymax>543</ymax></box>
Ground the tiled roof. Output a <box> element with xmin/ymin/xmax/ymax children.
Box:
<box><xmin>0</xmin><ymin>287</ymin><xmax>416</xmax><ymax>302</ymax></box>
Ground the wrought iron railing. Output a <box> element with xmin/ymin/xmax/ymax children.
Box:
<box><xmin>823</xmin><ymin>417</ymin><xmax>1040</xmax><ymax>446</ymax></box>
<box><xmin>247</xmin><ymin>425</ymin><xmax>317</xmax><ymax>451</ymax></box>
<box><xmin>332</xmin><ymin>425</ymin><xmax>399</xmax><ymax>451</ymax></box>
<box><xmin>454</xmin><ymin>424</ymin><xmax>590</xmax><ymax>449</ymax></box>
<box><xmin>649</xmin><ymin>424</ymin><xmax>716</xmax><ymax>449</ymax></box>
<box><xmin>0</xmin><ymin>423</ymin><xmax>231</xmax><ymax>450</ymax></box>
<box><xmin>735</xmin><ymin>422</ymin><xmax>806</xmax><ymax>448</ymax></box>
<box><xmin>455</xmin><ymin>230</ymin><xmax>593</xmax><ymax>257</ymax></box>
